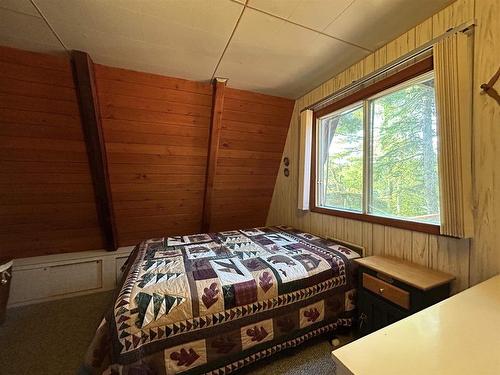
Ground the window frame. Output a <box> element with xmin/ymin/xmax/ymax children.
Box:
<box><xmin>310</xmin><ymin>56</ymin><xmax>440</xmax><ymax>235</ymax></box>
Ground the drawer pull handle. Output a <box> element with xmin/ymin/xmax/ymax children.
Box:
<box><xmin>379</xmin><ymin>288</ymin><xmax>384</xmax><ymax>294</ymax></box>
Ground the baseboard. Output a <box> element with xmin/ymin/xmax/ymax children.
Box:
<box><xmin>7</xmin><ymin>246</ymin><xmax>135</xmax><ymax>308</ymax></box>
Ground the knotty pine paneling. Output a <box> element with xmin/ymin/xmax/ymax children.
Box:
<box><xmin>94</xmin><ymin>64</ymin><xmax>212</xmax><ymax>246</ymax></box>
<box><xmin>0</xmin><ymin>46</ymin><xmax>104</xmax><ymax>258</ymax></box>
<box><xmin>209</xmin><ymin>87</ymin><xmax>294</xmax><ymax>232</ymax></box>
<box><xmin>267</xmin><ymin>0</ymin><xmax>478</xmax><ymax>294</ymax></box>
<box><xmin>470</xmin><ymin>0</ymin><xmax>500</xmax><ymax>285</ymax></box>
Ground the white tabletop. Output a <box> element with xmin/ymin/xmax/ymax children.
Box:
<box><xmin>332</xmin><ymin>275</ymin><xmax>500</xmax><ymax>375</ymax></box>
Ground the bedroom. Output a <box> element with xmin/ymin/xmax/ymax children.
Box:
<box><xmin>0</xmin><ymin>0</ymin><xmax>499</xmax><ymax>374</ymax></box>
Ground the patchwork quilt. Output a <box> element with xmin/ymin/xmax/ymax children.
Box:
<box><xmin>82</xmin><ymin>226</ymin><xmax>360</xmax><ymax>375</ymax></box>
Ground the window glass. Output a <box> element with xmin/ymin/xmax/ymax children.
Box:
<box><xmin>369</xmin><ymin>76</ymin><xmax>439</xmax><ymax>224</ymax></box>
<box><xmin>315</xmin><ymin>72</ymin><xmax>440</xmax><ymax>226</ymax></box>
<box><xmin>317</xmin><ymin>103</ymin><xmax>364</xmax><ymax>212</ymax></box>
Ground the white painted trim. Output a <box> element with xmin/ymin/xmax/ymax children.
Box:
<box><xmin>11</xmin><ymin>246</ymin><xmax>134</xmax><ymax>268</ymax></box>
<box><xmin>7</xmin><ymin>247</ymin><xmax>134</xmax><ymax>308</ymax></box>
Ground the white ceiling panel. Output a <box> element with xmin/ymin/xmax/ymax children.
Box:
<box><xmin>0</xmin><ymin>7</ymin><xmax>63</xmax><ymax>53</ymax></box>
<box><xmin>70</xmin><ymin>29</ymin><xmax>226</xmax><ymax>82</ymax></box>
<box><xmin>33</xmin><ymin>0</ymin><xmax>243</xmax><ymax>81</ymax></box>
<box><xmin>0</xmin><ymin>0</ymin><xmax>40</xmax><ymax>17</ymax></box>
<box><xmin>324</xmin><ymin>0</ymin><xmax>453</xmax><ymax>50</ymax></box>
<box><xmin>248</xmin><ymin>0</ymin><xmax>354</xmax><ymax>32</ymax></box>
<box><xmin>215</xmin><ymin>8</ymin><xmax>368</xmax><ymax>98</ymax></box>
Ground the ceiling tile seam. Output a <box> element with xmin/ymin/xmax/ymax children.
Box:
<box><xmin>30</xmin><ymin>0</ymin><xmax>69</xmax><ymax>53</ymax></box>
<box><xmin>321</xmin><ymin>0</ymin><xmax>356</xmax><ymax>33</ymax></box>
<box><xmin>0</xmin><ymin>6</ymin><xmax>40</xmax><ymax>18</ymax></box>
<box><xmin>211</xmin><ymin>0</ymin><xmax>248</xmax><ymax>80</ymax></box>
<box><xmin>244</xmin><ymin>3</ymin><xmax>373</xmax><ymax>53</ymax></box>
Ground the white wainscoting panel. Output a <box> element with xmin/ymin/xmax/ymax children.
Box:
<box><xmin>8</xmin><ymin>246</ymin><xmax>134</xmax><ymax>307</ymax></box>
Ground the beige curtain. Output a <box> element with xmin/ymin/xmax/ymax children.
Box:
<box><xmin>434</xmin><ymin>32</ymin><xmax>473</xmax><ymax>238</ymax></box>
<box><xmin>298</xmin><ymin>109</ymin><xmax>313</xmax><ymax>210</ymax></box>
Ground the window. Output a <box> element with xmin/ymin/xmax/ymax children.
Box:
<box><xmin>313</xmin><ymin>58</ymin><xmax>440</xmax><ymax>233</ymax></box>
<box><xmin>317</xmin><ymin>103</ymin><xmax>364</xmax><ymax>212</ymax></box>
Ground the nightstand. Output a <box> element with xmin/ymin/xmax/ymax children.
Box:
<box><xmin>354</xmin><ymin>256</ymin><xmax>455</xmax><ymax>336</ymax></box>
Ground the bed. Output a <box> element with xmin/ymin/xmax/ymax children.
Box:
<box><xmin>82</xmin><ymin>226</ymin><xmax>360</xmax><ymax>375</ymax></box>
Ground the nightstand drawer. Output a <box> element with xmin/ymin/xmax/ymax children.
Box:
<box><xmin>362</xmin><ymin>273</ymin><xmax>410</xmax><ymax>309</ymax></box>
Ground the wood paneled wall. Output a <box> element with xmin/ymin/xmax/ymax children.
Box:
<box><xmin>0</xmin><ymin>47</ymin><xmax>293</xmax><ymax>256</ymax></box>
<box><xmin>470</xmin><ymin>0</ymin><xmax>500</xmax><ymax>285</ymax></box>
<box><xmin>267</xmin><ymin>0</ymin><xmax>492</xmax><ymax>294</ymax></box>
<box><xmin>0</xmin><ymin>46</ymin><xmax>104</xmax><ymax>258</ymax></box>
<box><xmin>93</xmin><ymin>64</ymin><xmax>212</xmax><ymax>247</ymax></box>
<box><xmin>209</xmin><ymin>88</ymin><xmax>294</xmax><ymax>231</ymax></box>
<box><xmin>92</xmin><ymin>66</ymin><xmax>293</xmax><ymax>245</ymax></box>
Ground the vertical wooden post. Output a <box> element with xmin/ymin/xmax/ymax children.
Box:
<box><xmin>202</xmin><ymin>77</ymin><xmax>228</xmax><ymax>232</ymax></box>
<box><xmin>71</xmin><ymin>50</ymin><xmax>118</xmax><ymax>250</ymax></box>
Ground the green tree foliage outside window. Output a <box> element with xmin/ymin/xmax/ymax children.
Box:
<box><xmin>317</xmin><ymin>73</ymin><xmax>440</xmax><ymax>225</ymax></box>
<box><xmin>318</xmin><ymin>104</ymin><xmax>364</xmax><ymax>211</ymax></box>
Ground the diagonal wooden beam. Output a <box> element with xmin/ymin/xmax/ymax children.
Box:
<box><xmin>71</xmin><ymin>50</ymin><xmax>118</xmax><ymax>250</ymax></box>
<box><xmin>202</xmin><ymin>77</ymin><xmax>228</xmax><ymax>232</ymax></box>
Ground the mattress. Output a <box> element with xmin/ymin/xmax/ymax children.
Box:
<box><xmin>82</xmin><ymin>226</ymin><xmax>360</xmax><ymax>374</ymax></box>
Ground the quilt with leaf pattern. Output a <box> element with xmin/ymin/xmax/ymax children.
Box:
<box><xmin>82</xmin><ymin>226</ymin><xmax>360</xmax><ymax>375</ymax></box>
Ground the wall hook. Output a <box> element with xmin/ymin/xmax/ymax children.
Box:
<box><xmin>480</xmin><ymin>66</ymin><xmax>500</xmax><ymax>105</ymax></box>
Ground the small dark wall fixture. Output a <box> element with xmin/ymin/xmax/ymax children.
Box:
<box><xmin>283</xmin><ymin>157</ymin><xmax>290</xmax><ymax>177</ymax></box>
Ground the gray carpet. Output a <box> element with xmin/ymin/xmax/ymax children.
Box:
<box><xmin>0</xmin><ymin>292</ymin><xmax>348</xmax><ymax>374</ymax></box>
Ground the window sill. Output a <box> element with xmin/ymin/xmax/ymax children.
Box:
<box><xmin>310</xmin><ymin>206</ymin><xmax>441</xmax><ymax>235</ymax></box>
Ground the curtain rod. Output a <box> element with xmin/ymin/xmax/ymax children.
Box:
<box><xmin>305</xmin><ymin>20</ymin><xmax>476</xmax><ymax>112</ymax></box>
